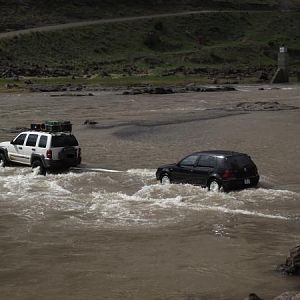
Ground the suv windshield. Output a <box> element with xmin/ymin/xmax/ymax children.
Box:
<box><xmin>51</xmin><ymin>135</ymin><xmax>78</xmax><ymax>147</ymax></box>
<box><xmin>226</xmin><ymin>155</ymin><xmax>253</xmax><ymax>169</ymax></box>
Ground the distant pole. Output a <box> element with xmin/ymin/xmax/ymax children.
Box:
<box><xmin>271</xmin><ymin>46</ymin><xmax>289</xmax><ymax>83</ymax></box>
<box><xmin>278</xmin><ymin>46</ymin><xmax>289</xmax><ymax>76</ymax></box>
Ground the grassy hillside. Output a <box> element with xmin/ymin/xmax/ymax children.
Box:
<box><xmin>0</xmin><ymin>11</ymin><xmax>299</xmax><ymax>83</ymax></box>
<box><xmin>0</xmin><ymin>0</ymin><xmax>299</xmax><ymax>32</ymax></box>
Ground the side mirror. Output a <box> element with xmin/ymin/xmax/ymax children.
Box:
<box><xmin>10</xmin><ymin>140</ymin><xmax>15</xmax><ymax>145</ymax></box>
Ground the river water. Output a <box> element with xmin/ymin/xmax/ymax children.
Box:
<box><xmin>0</xmin><ymin>85</ymin><xmax>299</xmax><ymax>299</ymax></box>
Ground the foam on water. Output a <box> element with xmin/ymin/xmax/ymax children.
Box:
<box><xmin>0</xmin><ymin>167</ymin><xmax>299</xmax><ymax>228</ymax></box>
<box><xmin>127</xmin><ymin>168</ymin><xmax>157</xmax><ymax>178</ymax></box>
<box><xmin>193</xmin><ymin>204</ymin><xmax>288</xmax><ymax>220</ymax></box>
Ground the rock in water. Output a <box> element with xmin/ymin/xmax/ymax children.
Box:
<box><xmin>244</xmin><ymin>293</ymin><xmax>263</xmax><ymax>300</ymax></box>
<box><xmin>278</xmin><ymin>245</ymin><xmax>300</xmax><ymax>275</ymax></box>
<box><xmin>83</xmin><ymin>120</ymin><xmax>98</xmax><ymax>125</ymax></box>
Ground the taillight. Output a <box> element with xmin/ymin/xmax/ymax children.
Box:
<box><xmin>78</xmin><ymin>148</ymin><xmax>81</xmax><ymax>158</ymax></box>
<box><xmin>222</xmin><ymin>169</ymin><xmax>234</xmax><ymax>179</ymax></box>
<box><xmin>46</xmin><ymin>149</ymin><xmax>52</xmax><ymax>159</ymax></box>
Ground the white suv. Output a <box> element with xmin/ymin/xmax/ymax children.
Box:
<box><xmin>0</xmin><ymin>130</ymin><xmax>81</xmax><ymax>175</ymax></box>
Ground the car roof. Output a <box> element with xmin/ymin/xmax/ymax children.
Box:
<box><xmin>192</xmin><ymin>150</ymin><xmax>247</xmax><ymax>157</ymax></box>
<box><xmin>20</xmin><ymin>131</ymin><xmax>72</xmax><ymax>136</ymax></box>
<box><xmin>19</xmin><ymin>131</ymin><xmax>50</xmax><ymax>136</ymax></box>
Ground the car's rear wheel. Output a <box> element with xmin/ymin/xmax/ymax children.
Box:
<box><xmin>160</xmin><ymin>174</ymin><xmax>171</xmax><ymax>185</ymax></box>
<box><xmin>0</xmin><ymin>153</ymin><xmax>7</xmax><ymax>167</ymax></box>
<box><xmin>32</xmin><ymin>160</ymin><xmax>46</xmax><ymax>176</ymax></box>
<box><xmin>208</xmin><ymin>179</ymin><xmax>222</xmax><ymax>192</ymax></box>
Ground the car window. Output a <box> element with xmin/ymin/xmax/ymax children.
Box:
<box><xmin>197</xmin><ymin>155</ymin><xmax>216</xmax><ymax>168</ymax></box>
<box><xmin>13</xmin><ymin>134</ymin><xmax>27</xmax><ymax>145</ymax></box>
<box><xmin>26</xmin><ymin>134</ymin><xmax>38</xmax><ymax>147</ymax></box>
<box><xmin>180</xmin><ymin>155</ymin><xmax>199</xmax><ymax>167</ymax></box>
<box><xmin>38</xmin><ymin>135</ymin><xmax>48</xmax><ymax>148</ymax></box>
<box><xmin>51</xmin><ymin>135</ymin><xmax>79</xmax><ymax>147</ymax></box>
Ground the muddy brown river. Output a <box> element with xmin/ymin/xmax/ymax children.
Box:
<box><xmin>0</xmin><ymin>85</ymin><xmax>299</xmax><ymax>299</ymax></box>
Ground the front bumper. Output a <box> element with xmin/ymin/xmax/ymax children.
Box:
<box><xmin>156</xmin><ymin>170</ymin><xmax>161</xmax><ymax>181</ymax></box>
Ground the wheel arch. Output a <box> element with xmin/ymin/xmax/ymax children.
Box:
<box><xmin>31</xmin><ymin>154</ymin><xmax>46</xmax><ymax>168</ymax></box>
<box><xmin>0</xmin><ymin>147</ymin><xmax>9</xmax><ymax>161</ymax></box>
<box><xmin>206</xmin><ymin>174</ymin><xmax>222</xmax><ymax>187</ymax></box>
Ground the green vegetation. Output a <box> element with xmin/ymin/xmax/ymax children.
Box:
<box><xmin>1</xmin><ymin>0</ymin><xmax>299</xmax><ymax>32</ymax></box>
<box><xmin>0</xmin><ymin>0</ymin><xmax>300</xmax><ymax>89</ymax></box>
<box><xmin>0</xmin><ymin>11</ymin><xmax>300</xmax><ymax>78</ymax></box>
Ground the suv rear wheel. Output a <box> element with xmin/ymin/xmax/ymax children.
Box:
<box><xmin>208</xmin><ymin>179</ymin><xmax>222</xmax><ymax>192</ymax></box>
<box><xmin>0</xmin><ymin>153</ymin><xmax>7</xmax><ymax>167</ymax></box>
<box><xmin>32</xmin><ymin>160</ymin><xmax>46</xmax><ymax>176</ymax></box>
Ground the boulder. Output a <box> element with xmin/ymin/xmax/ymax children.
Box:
<box><xmin>244</xmin><ymin>293</ymin><xmax>263</xmax><ymax>300</ymax></box>
<box><xmin>256</xmin><ymin>70</ymin><xmax>269</xmax><ymax>81</ymax></box>
<box><xmin>278</xmin><ymin>245</ymin><xmax>300</xmax><ymax>275</ymax></box>
<box><xmin>5</xmin><ymin>83</ymin><xmax>18</xmax><ymax>89</ymax></box>
<box><xmin>83</xmin><ymin>120</ymin><xmax>98</xmax><ymax>125</ymax></box>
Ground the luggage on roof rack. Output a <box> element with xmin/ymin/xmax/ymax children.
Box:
<box><xmin>30</xmin><ymin>123</ymin><xmax>45</xmax><ymax>131</ymax></box>
<box><xmin>60</xmin><ymin>121</ymin><xmax>72</xmax><ymax>132</ymax></box>
<box><xmin>30</xmin><ymin>121</ymin><xmax>72</xmax><ymax>133</ymax></box>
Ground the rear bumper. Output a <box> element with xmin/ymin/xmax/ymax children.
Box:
<box><xmin>44</xmin><ymin>157</ymin><xmax>81</xmax><ymax>170</ymax></box>
<box><xmin>222</xmin><ymin>175</ymin><xmax>259</xmax><ymax>191</ymax></box>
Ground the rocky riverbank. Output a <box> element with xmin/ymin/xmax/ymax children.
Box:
<box><xmin>2</xmin><ymin>81</ymin><xmax>237</xmax><ymax>94</ymax></box>
<box><xmin>278</xmin><ymin>245</ymin><xmax>300</xmax><ymax>275</ymax></box>
<box><xmin>247</xmin><ymin>245</ymin><xmax>300</xmax><ymax>300</ymax></box>
<box><xmin>122</xmin><ymin>84</ymin><xmax>236</xmax><ymax>95</ymax></box>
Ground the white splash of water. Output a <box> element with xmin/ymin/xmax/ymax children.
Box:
<box><xmin>0</xmin><ymin>167</ymin><xmax>298</xmax><ymax>228</ymax></box>
<box><xmin>127</xmin><ymin>169</ymin><xmax>156</xmax><ymax>178</ymax></box>
<box><xmin>32</xmin><ymin>166</ymin><xmax>41</xmax><ymax>176</ymax></box>
<box><xmin>194</xmin><ymin>204</ymin><xmax>288</xmax><ymax>220</ymax></box>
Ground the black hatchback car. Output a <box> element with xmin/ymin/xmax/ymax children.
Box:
<box><xmin>156</xmin><ymin>151</ymin><xmax>259</xmax><ymax>192</ymax></box>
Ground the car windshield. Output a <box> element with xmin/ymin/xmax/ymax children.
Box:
<box><xmin>179</xmin><ymin>155</ymin><xmax>199</xmax><ymax>166</ymax></box>
<box><xmin>227</xmin><ymin>155</ymin><xmax>253</xmax><ymax>169</ymax></box>
<box><xmin>51</xmin><ymin>135</ymin><xmax>78</xmax><ymax>147</ymax></box>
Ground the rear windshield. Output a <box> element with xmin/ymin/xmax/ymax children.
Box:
<box><xmin>226</xmin><ymin>155</ymin><xmax>253</xmax><ymax>169</ymax></box>
<box><xmin>51</xmin><ymin>135</ymin><xmax>78</xmax><ymax>147</ymax></box>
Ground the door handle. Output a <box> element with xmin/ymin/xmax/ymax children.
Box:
<box><xmin>18</xmin><ymin>147</ymin><xmax>22</xmax><ymax>150</ymax></box>
<box><xmin>32</xmin><ymin>148</ymin><xmax>36</xmax><ymax>151</ymax></box>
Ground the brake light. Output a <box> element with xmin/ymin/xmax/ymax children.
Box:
<box><xmin>223</xmin><ymin>169</ymin><xmax>234</xmax><ymax>179</ymax></box>
<box><xmin>78</xmin><ymin>148</ymin><xmax>81</xmax><ymax>158</ymax></box>
<box><xmin>46</xmin><ymin>149</ymin><xmax>52</xmax><ymax>159</ymax></box>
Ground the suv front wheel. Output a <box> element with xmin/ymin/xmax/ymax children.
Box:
<box><xmin>160</xmin><ymin>174</ymin><xmax>171</xmax><ymax>185</ymax></box>
<box><xmin>0</xmin><ymin>153</ymin><xmax>7</xmax><ymax>167</ymax></box>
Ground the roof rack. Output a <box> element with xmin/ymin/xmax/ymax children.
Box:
<box><xmin>30</xmin><ymin>121</ymin><xmax>72</xmax><ymax>133</ymax></box>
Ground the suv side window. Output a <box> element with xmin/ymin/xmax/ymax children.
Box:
<box><xmin>38</xmin><ymin>135</ymin><xmax>48</xmax><ymax>148</ymax></box>
<box><xmin>26</xmin><ymin>134</ymin><xmax>38</xmax><ymax>147</ymax></box>
<box><xmin>180</xmin><ymin>155</ymin><xmax>199</xmax><ymax>167</ymax></box>
<box><xmin>197</xmin><ymin>155</ymin><xmax>216</xmax><ymax>168</ymax></box>
<box><xmin>51</xmin><ymin>135</ymin><xmax>79</xmax><ymax>147</ymax></box>
<box><xmin>13</xmin><ymin>134</ymin><xmax>27</xmax><ymax>145</ymax></box>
